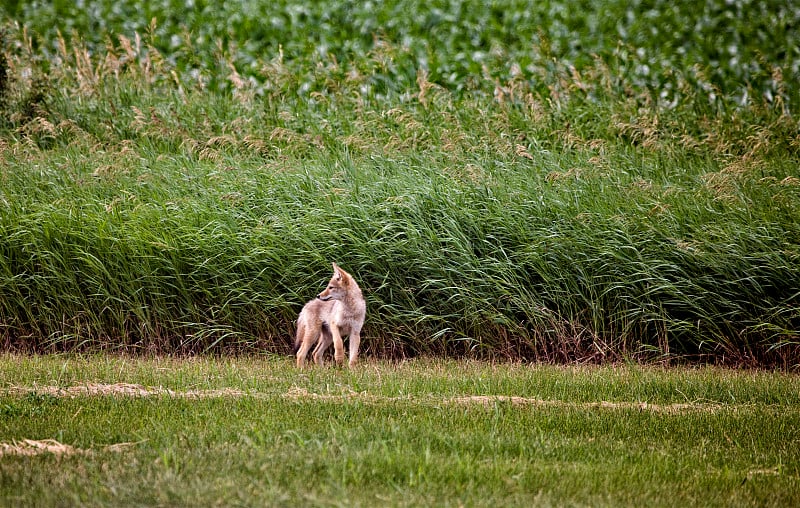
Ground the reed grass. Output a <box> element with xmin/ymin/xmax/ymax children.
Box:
<box><xmin>0</xmin><ymin>2</ymin><xmax>798</xmax><ymax>366</ymax></box>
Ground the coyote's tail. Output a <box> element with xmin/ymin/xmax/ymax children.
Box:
<box><xmin>292</xmin><ymin>321</ymin><xmax>304</xmax><ymax>354</ymax></box>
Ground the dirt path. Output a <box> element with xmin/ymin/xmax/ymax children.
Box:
<box><xmin>4</xmin><ymin>383</ymin><xmax>248</xmax><ymax>398</ymax></box>
<box><xmin>5</xmin><ymin>382</ymin><xmax>727</xmax><ymax>414</ymax></box>
<box><xmin>0</xmin><ymin>383</ymin><xmax>750</xmax><ymax>457</ymax></box>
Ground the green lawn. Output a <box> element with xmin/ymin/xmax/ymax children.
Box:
<box><xmin>1</xmin><ymin>354</ymin><xmax>798</xmax><ymax>506</ymax></box>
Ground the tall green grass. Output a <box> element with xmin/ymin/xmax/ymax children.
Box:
<box><xmin>0</xmin><ymin>2</ymin><xmax>798</xmax><ymax>365</ymax></box>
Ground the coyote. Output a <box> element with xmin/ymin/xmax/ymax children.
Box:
<box><xmin>294</xmin><ymin>263</ymin><xmax>366</xmax><ymax>368</ymax></box>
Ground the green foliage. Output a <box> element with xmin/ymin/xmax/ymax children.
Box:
<box><xmin>0</xmin><ymin>2</ymin><xmax>798</xmax><ymax>365</ymax></box>
<box><xmin>4</xmin><ymin>0</ymin><xmax>799</xmax><ymax>108</ymax></box>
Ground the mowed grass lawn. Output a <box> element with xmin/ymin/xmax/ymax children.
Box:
<box><xmin>1</xmin><ymin>354</ymin><xmax>798</xmax><ymax>506</ymax></box>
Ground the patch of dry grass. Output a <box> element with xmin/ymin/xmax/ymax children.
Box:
<box><xmin>7</xmin><ymin>382</ymin><xmax>729</xmax><ymax>414</ymax></box>
<box><xmin>0</xmin><ymin>438</ymin><xmax>139</xmax><ymax>457</ymax></box>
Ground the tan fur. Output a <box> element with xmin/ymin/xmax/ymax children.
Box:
<box><xmin>294</xmin><ymin>263</ymin><xmax>366</xmax><ymax>368</ymax></box>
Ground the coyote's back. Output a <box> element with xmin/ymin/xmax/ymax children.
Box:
<box><xmin>294</xmin><ymin>263</ymin><xmax>366</xmax><ymax>368</ymax></box>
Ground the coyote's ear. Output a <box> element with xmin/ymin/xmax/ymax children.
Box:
<box><xmin>332</xmin><ymin>262</ymin><xmax>343</xmax><ymax>281</ymax></box>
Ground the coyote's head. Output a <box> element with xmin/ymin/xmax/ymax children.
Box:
<box><xmin>317</xmin><ymin>263</ymin><xmax>352</xmax><ymax>301</ymax></box>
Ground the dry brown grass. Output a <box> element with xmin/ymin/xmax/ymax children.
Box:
<box><xmin>4</xmin><ymin>383</ymin><xmax>248</xmax><ymax>398</ymax></box>
<box><xmin>0</xmin><ymin>438</ymin><xmax>139</xmax><ymax>457</ymax></box>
